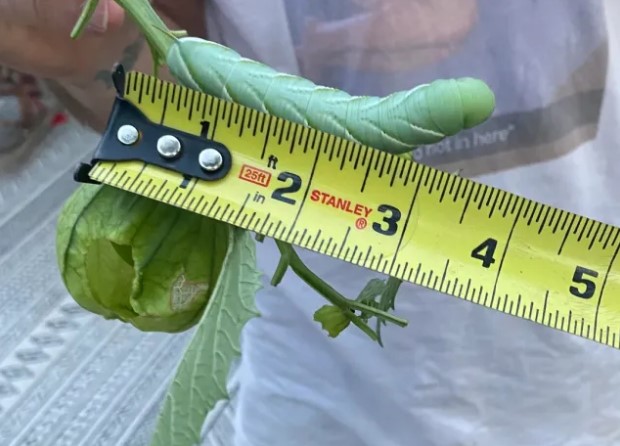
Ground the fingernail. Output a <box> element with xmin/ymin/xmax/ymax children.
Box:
<box><xmin>86</xmin><ymin>1</ymin><xmax>109</xmax><ymax>33</ymax></box>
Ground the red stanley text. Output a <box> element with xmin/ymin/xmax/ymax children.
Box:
<box><xmin>310</xmin><ymin>189</ymin><xmax>372</xmax><ymax>217</ymax></box>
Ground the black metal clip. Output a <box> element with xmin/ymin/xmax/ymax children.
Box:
<box><xmin>74</xmin><ymin>64</ymin><xmax>232</xmax><ymax>184</ymax></box>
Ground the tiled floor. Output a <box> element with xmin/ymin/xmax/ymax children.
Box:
<box><xmin>0</xmin><ymin>96</ymin><xmax>237</xmax><ymax>444</ymax></box>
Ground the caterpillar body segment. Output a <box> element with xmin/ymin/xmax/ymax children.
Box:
<box><xmin>167</xmin><ymin>37</ymin><xmax>495</xmax><ymax>154</ymax></box>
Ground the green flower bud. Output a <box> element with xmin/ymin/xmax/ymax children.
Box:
<box><xmin>56</xmin><ymin>183</ymin><xmax>229</xmax><ymax>333</ymax></box>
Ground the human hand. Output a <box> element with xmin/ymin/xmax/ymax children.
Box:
<box><xmin>0</xmin><ymin>0</ymin><xmax>133</xmax><ymax>83</ymax></box>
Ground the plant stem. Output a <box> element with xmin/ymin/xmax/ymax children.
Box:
<box><xmin>348</xmin><ymin>300</ymin><xmax>407</xmax><ymax>327</ymax></box>
<box><xmin>274</xmin><ymin>241</ymin><xmax>378</xmax><ymax>341</ymax></box>
<box><xmin>274</xmin><ymin>241</ymin><xmax>408</xmax><ymax>329</ymax></box>
<box><xmin>270</xmin><ymin>246</ymin><xmax>291</xmax><ymax>286</ymax></box>
<box><xmin>72</xmin><ymin>0</ymin><xmax>180</xmax><ymax>70</ymax></box>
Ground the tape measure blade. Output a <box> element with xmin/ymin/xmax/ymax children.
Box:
<box><xmin>88</xmin><ymin>70</ymin><xmax>620</xmax><ymax>351</ymax></box>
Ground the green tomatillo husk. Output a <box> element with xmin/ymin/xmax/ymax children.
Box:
<box><xmin>55</xmin><ymin>183</ymin><xmax>229</xmax><ymax>333</ymax></box>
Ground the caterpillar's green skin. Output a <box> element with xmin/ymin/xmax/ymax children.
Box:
<box><xmin>167</xmin><ymin>37</ymin><xmax>495</xmax><ymax>154</ymax></box>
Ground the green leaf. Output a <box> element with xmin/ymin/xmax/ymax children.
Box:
<box><xmin>313</xmin><ymin>304</ymin><xmax>351</xmax><ymax>338</ymax></box>
<box><xmin>352</xmin><ymin>276</ymin><xmax>404</xmax><ymax>345</ymax></box>
<box><xmin>356</xmin><ymin>278</ymin><xmax>387</xmax><ymax>304</ymax></box>
<box><xmin>149</xmin><ymin>226</ymin><xmax>261</xmax><ymax>446</ymax></box>
<box><xmin>375</xmin><ymin>277</ymin><xmax>403</xmax><ymax>345</ymax></box>
<box><xmin>378</xmin><ymin>277</ymin><xmax>402</xmax><ymax>313</ymax></box>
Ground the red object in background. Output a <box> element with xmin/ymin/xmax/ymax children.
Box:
<box><xmin>51</xmin><ymin>112</ymin><xmax>68</xmax><ymax>127</ymax></box>
<box><xmin>1</xmin><ymin>67</ymin><xmax>70</xmax><ymax>129</ymax></box>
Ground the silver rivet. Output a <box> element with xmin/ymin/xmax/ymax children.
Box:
<box><xmin>117</xmin><ymin>125</ymin><xmax>139</xmax><ymax>145</ymax></box>
<box><xmin>199</xmin><ymin>148</ymin><xmax>223</xmax><ymax>172</ymax></box>
<box><xmin>157</xmin><ymin>135</ymin><xmax>182</xmax><ymax>159</ymax></box>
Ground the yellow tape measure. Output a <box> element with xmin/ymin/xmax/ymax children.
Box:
<box><xmin>79</xmin><ymin>67</ymin><xmax>620</xmax><ymax>350</ymax></box>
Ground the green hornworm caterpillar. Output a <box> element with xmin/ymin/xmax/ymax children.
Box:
<box><xmin>167</xmin><ymin>37</ymin><xmax>495</xmax><ymax>154</ymax></box>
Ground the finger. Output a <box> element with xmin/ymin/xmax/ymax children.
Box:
<box><xmin>86</xmin><ymin>0</ymin><xmax>126</xmax><ymax>34</ymax></box>
<box><xmin>0</xmin><ymin>25</ymin><xmax>80</xmax><ymax>77</ymax></box>
<box><xmin>0</xmin><ymin>0</ymin><xmax>124</xmax><ymax>32</ymax></box>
